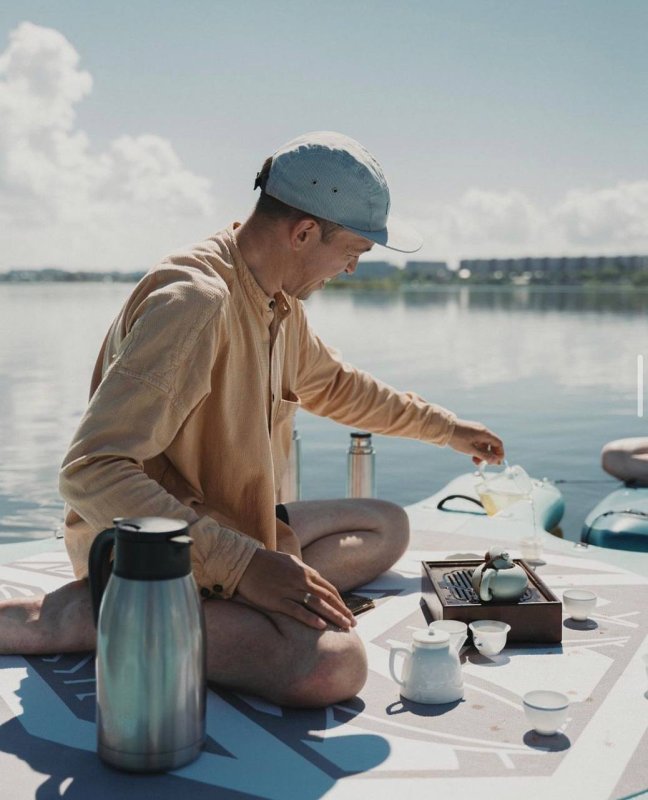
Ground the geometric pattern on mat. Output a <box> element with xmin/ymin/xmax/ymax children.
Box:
<box><xmin>0</xmin><ymin>531</ymin><xmax>647</xmax><ymax>800</ymax></box>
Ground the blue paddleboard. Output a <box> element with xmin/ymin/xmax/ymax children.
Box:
<box><xmin>581</xmin><ymin>484</ymin><xmax>648</xmax><ymax>552</ymax></box>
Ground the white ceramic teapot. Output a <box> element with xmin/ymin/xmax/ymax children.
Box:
<box><xmin>389</xmin><ymin>629</ymin><xmax>464</xmax><ymax>704</ymax></box>
<box><xmin>471</xmin><ymin>547</ymin><xmax>528</xmax><ymax>603</ymax></box>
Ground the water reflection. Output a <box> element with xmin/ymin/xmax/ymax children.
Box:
<box><xmin>456</xmin><ymin>287</ymin><xmax>648</xmax><ymax>314</ymax></box>
<box><xmin>338</xmin><ymin>286</ymin><xmax>648</xmax><ymax>315</ymax></box>
<box><xmin>0</xmin><ymin>284</ymin><xmax>133</xmax><ymax>541</ymax></box>
<box><xmin>1</xmin><ymin>284</ymin><xmax>647</xmax><ymax>541</ymax></box>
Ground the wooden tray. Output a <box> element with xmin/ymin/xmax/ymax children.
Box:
<box><xmin>421</xmin><ymin>559</ymin><xmax>562</xmax><ymax>643</ymax></box>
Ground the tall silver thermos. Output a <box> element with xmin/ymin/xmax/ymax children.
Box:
<box><xmin>278</xmin><ymin>427</ymin><xmax>302</xmax><ymax>503</ymax></box>
<box><xmin>88</xmin><ymin>517</ymin><xmax>206</xmax><ymax>772</ymax></box>
<box><xmin>347</xmin><ymin>432</ymin><xmax>376</xmax><ymax>498</ymax></box>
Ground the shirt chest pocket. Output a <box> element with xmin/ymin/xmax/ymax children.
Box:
<box><xmin>273</xmin><ymin>391</ymin><xmax>301</xmax><ymax>428</ymax></box>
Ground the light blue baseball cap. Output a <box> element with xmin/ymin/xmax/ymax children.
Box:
<box><xmin>260</xmin><ymin>131</ymin><xmax>423</xmax><ymax>253</ymax></box>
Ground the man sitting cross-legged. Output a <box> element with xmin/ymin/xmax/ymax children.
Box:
<box><xmin>0</xmin><ymin>132</ymin><xmax>504</xmax><ymax>707</ymax></box>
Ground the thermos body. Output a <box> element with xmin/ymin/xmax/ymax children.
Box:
<box><xmin>89</xmin><ymin>517</ymin><xmax>206</xmax><ymax>773</ymax></box>
<box><xmin>96</xmin><ymin>574</ymin><xmax>206</xmax><ymax>772</ymax></box>
<box><xmin>347</xmin><ymin>432</ymin><xmax>376</xmax><ymax>498</ymax></box>
<box><xmin>278</xmin><ymin>427</ymin><xmax>302</xmax><ymax>503</ymax></box>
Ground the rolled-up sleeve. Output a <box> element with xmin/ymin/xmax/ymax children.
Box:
<box><xmin>295</xmin><ymin>311</ymin><xmax>457</xmax><ymax>446</ymax></box>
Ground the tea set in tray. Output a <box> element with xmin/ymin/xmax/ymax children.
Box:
<box><xmin>386</xmin><ymin>464</ymin><xmax>596</xmax><ymax>737</ymax></box>
<box><xmin>389</xmin><ymin>544</ymin><xmax>562</xmax><ymax>707</ymax></box>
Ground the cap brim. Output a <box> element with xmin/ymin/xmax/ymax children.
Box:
<box><xmin>342</xmin><ymin>215</ymin><xmax>423</xmax><ymax>253</ymax></box>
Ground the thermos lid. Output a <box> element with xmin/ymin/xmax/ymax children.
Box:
<box><xmin>114</xmin><ymin>517</ymin><xmax>189</xmax><ymax>541</ymax></box>
<box><xmin>113</xmin><ymin>517</ymin><xmax>192</xmax><ymax>581</ymax></box>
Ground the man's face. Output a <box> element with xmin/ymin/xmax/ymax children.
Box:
<box><xmin>290</xmin><ymin>227</ymin><xmax>374</xmax><ymax>300</ymax></box>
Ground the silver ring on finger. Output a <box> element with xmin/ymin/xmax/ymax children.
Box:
<box><xmin>303</xmin><ymin>592</ymin><xmax>313</xmax><ymax>606</ymax></box>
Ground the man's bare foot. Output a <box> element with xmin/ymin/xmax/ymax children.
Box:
<box><xmin>0</xmin><ymin>580</ymin><xmax>95</xmax><ymax>655</ymax></box>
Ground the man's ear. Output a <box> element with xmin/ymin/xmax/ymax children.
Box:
<box><xmin>290</xmin><ymin>218</ymin><xmax>319</xmax><ymax>250</ymax></box>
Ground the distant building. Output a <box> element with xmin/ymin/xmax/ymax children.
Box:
<box><xmin>336</xmin><ymin>260</ymin><xmax>399</xmax><ymax>281</ymax></box>
<box><xmin>457</xmin><ymin>255</ymin><xmax>648</xmax><ymax>283</ymax></box>
<box><xmin>403</xmin><ymin>260</ymin><xmax>451</xmax><ymax>282</ymax></box>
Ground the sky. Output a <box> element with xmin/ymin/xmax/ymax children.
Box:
<box><xmin>1</xmin><ymin>0</ymin><xmax>647</xmax><ymax>270</ymax></box>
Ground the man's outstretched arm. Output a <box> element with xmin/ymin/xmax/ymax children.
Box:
<box><xmin>295</xmin><ymin>310</ymin><xmax>504</xmax><ymax>465</ymax></box>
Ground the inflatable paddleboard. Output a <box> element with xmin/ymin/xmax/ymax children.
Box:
<box><xmin>581</xmin><ymin>484</ymin><xmax>648</xmax><ymax>552</ymax></box>
<box><xmin>424</xmin><ymin>471</ymin><xmax>565</xmax><ymax>534</ymax></box>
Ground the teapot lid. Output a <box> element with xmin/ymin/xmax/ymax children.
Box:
<box><xmin>412</xmin><ymin>629</ymin><xmax>450</xmax><ymax>649</ymax></box>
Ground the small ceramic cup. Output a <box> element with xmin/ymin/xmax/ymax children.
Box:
<box><xmin>523</xmin><ymin>690</ymin><xmax>569</xmax><ymax>735</ymax></box>
<box><xmin>469</xmin><ymin>620</ymin><xmax>510</xmax><ymax>656</ymax></box>
<box><xmin>428</xmin><ymin>620</ymin><xmax>468</xmax><ymax>653</ymax></box>
<box><xmin>562</xmin><ymin>589</ymin><xmax>597</xmax><ymax>621</ymax></box>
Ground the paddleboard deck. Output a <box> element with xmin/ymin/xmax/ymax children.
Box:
<box><xmin>2</xmin><ymin>518</ymin><xmax>648</xmax><ymax>799</ymax></box>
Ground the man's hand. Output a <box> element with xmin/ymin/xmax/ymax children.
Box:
<box><xmin>235</xmin><ymin>550</ymin><xmax>357</xmax><ymax>631</ymax></box>
<box><xmin>448</xmin><ymin>418</ymin><xmax>505</xmax><ymax>466</ymax></box>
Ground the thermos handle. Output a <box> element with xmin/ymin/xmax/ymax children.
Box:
<box><xmin>88</xmin><ymin>528</ymin><xmax>117</xmax><ymax>626</ymax></box>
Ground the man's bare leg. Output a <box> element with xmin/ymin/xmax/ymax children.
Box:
<box><xmin>286</xmin><ymin>498</ymin><xmax>410</xmax><ymax>591</ymax></box>
<box><xmin>0</xmin><ymin>580</ymin><xmax>366</xmax><ymax>707</ymax></box>
<box><xmin>0</xmin><ymin>498</ymin><xmax>404</xmax><ymax>704</ymax></box>
<box><xmin>0</xmin><ymin>580</ymin><xmax>96</xmax><ymax>655</ymax></box>
<box><xmin>203</xmin><ymin>600</ymin><xmax>366</xmax><ymax>706</ymax></box>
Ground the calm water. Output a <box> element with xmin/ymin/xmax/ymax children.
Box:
<box><xmin>0</xmin><ymin>283</ymin><xmax>646</xmax><ymax>544</ymax></box>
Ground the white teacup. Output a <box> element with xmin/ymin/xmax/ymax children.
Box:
<box><xmin>562</xmin><ymin>589</ymin><xmax>597</xmax><ymax>621</ymax></box>
<box><xmin>523</xmin><ymin>690</ymin><xmax>569</xmax><ymax>735</ymax></box>
<box><xmin>469</xmin><ymin>620</ymin><xmax>510</xmax><ymax>656</ymax></box>
<box><xmin>429</xmin><ymin>620</ymin><xmax>468</xmax><ymax>653</ymax></box>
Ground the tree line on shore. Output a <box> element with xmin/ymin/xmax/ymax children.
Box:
<box><xmin>2</xmin><ymin>255</ymin><xmax>648</xmax><ymax>288</ymax></box>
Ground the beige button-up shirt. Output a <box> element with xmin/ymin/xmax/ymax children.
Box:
<box><xmin>60</xmin><ymin>225</ymin><xmax>457</xmax><ymax>597</ymax></box>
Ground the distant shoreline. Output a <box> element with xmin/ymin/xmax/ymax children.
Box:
<box><xmin>1</xmin><ymin>268</ymin><xmax>647</xmax><ymax>289</ymax></box>
<box><xmin>0</xmin><ymin>270</ymin><xmax>144</xmax><ymax>284</ymax></box>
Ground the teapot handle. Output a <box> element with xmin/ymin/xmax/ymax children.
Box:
<box><xmin>88</xmin><ymin>528</ymin><xmax>116</xmax><ymax>626</ymax></box>
<box><xmin>479</xmin><ymin>568</ymin><xmax>494</xmax><ymax>602</ymax></box>
<box><xmin>389</xmin><ymin>647</ymin><xmax>410</xmax><ymax>686</ymax></box>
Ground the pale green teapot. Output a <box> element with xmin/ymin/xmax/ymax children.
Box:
<box><xmin>471</xmin><ymin>547</ymin><xmax>528</xmax><ymax>603</ymax></box>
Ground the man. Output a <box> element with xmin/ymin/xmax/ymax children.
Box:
<box><xmin>0</xmin><ymin>132</ymin><xmax>504</xmax><ymax>707</ymax></box>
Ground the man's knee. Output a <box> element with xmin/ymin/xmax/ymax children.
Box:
<box><xmin>281</xmin><ymin>629</ymin><xmax>368</xmax><ymax>708</ymax></box>
<box><xmin>369</xmin><ymin>499</ymin><xmax>410</xmax><ymax>562</ymax></box>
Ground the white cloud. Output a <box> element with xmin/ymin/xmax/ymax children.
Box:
<box><xmin>0</xmin><ymin>22</ymin><xmax>215</xmax><ymax>270</ymax></box>
<box><xmin>552</xmin><ymin>181</ymin><xmax>648</xmax><ymax>245</ymax></box>
<box><xmin>411</xmin><ymin>182</ymin><xmax>648</xmax><ymax>267</ymax></box>
<box><xmin>1</xmin><ymin>22</ymin><xmax>647</xmax><ymax>272</ymax></box>
<box><xmin>441</xmin><ymin>188</ymin><xmax>543</xmax><ymax>246</ymax></box>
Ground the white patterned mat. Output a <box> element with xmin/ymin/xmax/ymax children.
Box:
<box><xmin>0</xmin><ymin>528</ymin><xmax>647</xmax><ymax>800</ymax></box>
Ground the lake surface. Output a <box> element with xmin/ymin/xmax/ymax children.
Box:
<box><xmin>1</xmin><ymin>283</ymin><xmax>646</xmax><ymax>545</ymax></box>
